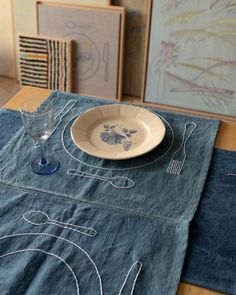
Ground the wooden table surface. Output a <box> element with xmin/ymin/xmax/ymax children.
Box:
<box><xmin>4</xmin><ymin>86</ymin><xmax>236</xmax><ymax>295</ymax></box>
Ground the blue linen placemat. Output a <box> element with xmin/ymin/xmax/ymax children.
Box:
<box><xmin>0</xmin><ymin>91</ymin><xmax>219</xmax><ymax>221</ymax></box>
<box><xmin>182</xmin><ymin>148</ymin><xmax>236</xmax><ymax>295</ymax></box>
<box><xmin>0</xmin><ymin>92</ymin><xmax>219</xmax><ymax>294</ymax></box>
<box><xmin>0</xmin><ymin>182</ymin><xmax>190</xmax><ymax>295</ymax></box>
<box><xmin>1</xmin><ymin>104</ymin><xmax>235</xmax><ymax>294</ymax></box>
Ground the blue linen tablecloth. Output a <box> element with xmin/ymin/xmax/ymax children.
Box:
<box><xmin>0</xmin><ymin>92</ymin><xmax>219</xmax><ymax>294</ymax></box>
<box><xmin>182</xmin><ymin>149</ymin><xmax>236</xmax><ymax>294</ymax></box>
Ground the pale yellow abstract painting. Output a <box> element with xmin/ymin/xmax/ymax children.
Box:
<box><xmin>145</xmin><ymin>0</ymin><xmax>236</xmax><ymax>117</ymax></box>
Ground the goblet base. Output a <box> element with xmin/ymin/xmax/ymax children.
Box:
<box><xmin>31</xmin><ymin>156</ymin><xmax>60</xmax><ymax>175</ymax></box>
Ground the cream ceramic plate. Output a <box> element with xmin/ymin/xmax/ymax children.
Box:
<box><xmin>70</xmin><ymin>104</ymin><xmax>166</xmax><ymax>160</ymax></box>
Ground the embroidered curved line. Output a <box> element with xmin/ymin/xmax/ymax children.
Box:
<box><xmin>0</xmin><ymin>248</ymin><xmax>79</xmax><ymax>294</ymax></box>
<box><xmin>23</xmin><ymin>210</ymin><xmax>97</xmax><ymax>237</ymax></box>
<box><xmin>227</xmin><ymin>173</ymin><xmax>236</xmax><ymax>177</ymax></box>
<box><xmin>119</xmin><ymin>261</ymin><xmax>142</xmax><ymax>295</ymax></box>
<box><xmin>0</xmin><ymin>233</ymin><xmax>103</xmax><ymax>294</ymax></box>
<box><xmin>61</xmin><ymin>112</ymin><xmax>174</xmax><ymax>171</ymax></box>
<box><xmin>67</xmin><ymin>169</ymin><xmax>135</xmax><ymax>189</ymax></box>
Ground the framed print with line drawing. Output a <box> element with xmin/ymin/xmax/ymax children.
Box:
<box><xmin>37</xmin><ymin>1</ymin><xmax>125</xmax><ymax>100</ymax></box>
<box><xmin>144</xmin><ymin>0</ymin><xmax>236</xmax><ymax>117</ymax></box>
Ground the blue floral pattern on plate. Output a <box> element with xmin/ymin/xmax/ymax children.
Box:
<box><xmin>100</xmin><ymin>124</ymin><xmax>137</xmax><ymax>151</ymax></box>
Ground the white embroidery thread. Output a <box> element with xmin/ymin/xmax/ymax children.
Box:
<box><xmin>119</xmin><ymin>261</ymin><xmax>142</xmax><ymax>295</ymax></box>
<box><xmin>0</xmin><ymin>232</ymin><xmax>103</xmax><ymax>294</ymax></box>
<box><xmin>67</xmin><ymin>169</ymin><xmax>135</xmax><ymax>189</ymax></box>
<box><xmin>0</xmin><ymin>248</ymin><xmax>80</xmax><ymax>294</ymax></box>
<box><xmin>23</xmin><ymin>210</ymin><xmax>97</xmax><ymax>237</ymax></box>
<box><xmin>167</xmin><ymin>122</ymin><xmax>197</xmax><ymax>175</ymax></box>
<box><xmin>0</xmin><ymin>232</ymin><xmax>144</xmax><ymax>294</ymax></box>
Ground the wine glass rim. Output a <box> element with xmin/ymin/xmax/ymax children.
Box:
<box><xmin>20</xmin><ymin>99</ymin><xmax>53</xmax><ymax>117</ymax></box>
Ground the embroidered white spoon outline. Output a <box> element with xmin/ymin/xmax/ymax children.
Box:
<box><xmin>67</xmin><ymin>169</ymin><xmax>135</xmax><ymax>189</ymax></box>
<box><xmin>23</xmin><ymin>210</ymin><xmax>97</xmax><ymax>237</ymax></box>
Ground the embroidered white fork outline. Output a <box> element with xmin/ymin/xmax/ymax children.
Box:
<box><xmin>167</xmin><ymin>122</ymin><xmax>197</xmax><ymax>175</ymax></box>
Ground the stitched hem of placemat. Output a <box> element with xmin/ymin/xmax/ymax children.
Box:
<box><xmin>0</xmin><ymin>179</ymin><xmax>190</xmax><ymax>225</ymax></box>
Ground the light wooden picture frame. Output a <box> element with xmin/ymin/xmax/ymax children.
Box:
<box><xmin>12</xmin><ymin>0</ymin><xmax>111</xmax><ymax>79</ymax></box>
<box><xmin>143</xmin><ymin>0</ymin><xmax>236</xmax><ymax>117</ymax></box>
<box><xmin>19</xmin><ymin>34</ymin><xmax>72</xmax><ymax>92</ymax></box>
<box><xmin>36</xmin><ymin>1</ymin><xmax>125</xmax><ymax>100</ymax></box>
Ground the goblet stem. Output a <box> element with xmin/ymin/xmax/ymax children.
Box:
<box><xmin>20</xmin><ymin>98</ymin><xmax>59</xmax><ymax>175</ymax></box>
<box><xmin>39</xmin><ymin>142</ymin><xmax>47</xmax><ymax>165</ymax></box>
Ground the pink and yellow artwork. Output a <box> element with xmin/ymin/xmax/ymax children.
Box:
<box><xmin>144</xmin><ymin>0</ymin><xmax>236</xmax><ymax>117</ymax></box>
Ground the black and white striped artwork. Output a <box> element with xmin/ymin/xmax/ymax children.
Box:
<box><xmin>19</xmin><ymin>35</ymin><xmax>71</xmax><ymax>92</ymax></box>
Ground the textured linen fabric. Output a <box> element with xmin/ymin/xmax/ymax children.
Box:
<box><xmin>0</xmin><ymin>92</ymin><xmax>219</xmax><ymax>294</ymax></box>
<box><xmin>182</xmin><ymin>149</ymin><xmax>236</xmax><ymax>295</ymax></box>
<box><xmin>0</xmin><ymin>109</ymin><xmax>22</xmax><ymax>149</ymax></box>
<box><xmin>0</xmin><ymin>183</ymin><xmax>189</xmax><ymax>295</ymax></box>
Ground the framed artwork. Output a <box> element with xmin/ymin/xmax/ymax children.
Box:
<box><xmin>143</xmin><ymin>0</ymin><xmax>236</xmax><ymax>117</ymax></box>
<box><xmin>112</xmin><ymin>0</ymin><xmax>152</xmax><ymax>98</ymax></box>
<box><xmin>37</xmin><ymin>1</ymin><xmax>125</xmax><ymax>99</ymax></box>
<box><xmin>19</xmin><ymin>34</ymin><xmax>72</xmax><ymax>92</ymax></box>
<box><xmin>12</xmin><ymin>0</ymin><xmax>111</xmax><ymax>79</ymax></box>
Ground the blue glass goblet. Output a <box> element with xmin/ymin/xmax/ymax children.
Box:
<box><xmin>20</xmin><ymin>98</ymin><xmax>60</xmax><ymax>175</ymax></box>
